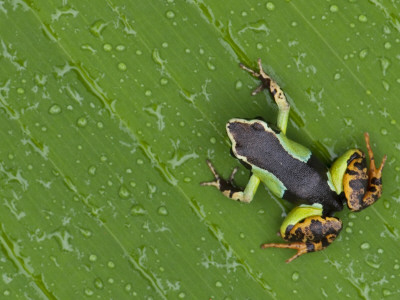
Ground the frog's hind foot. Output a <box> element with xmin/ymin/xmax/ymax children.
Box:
<box><xmin>344</xmin><ymin>132</ymin><xmax>387</xmax><ymax>212</ymax></box>
<box><xmin>261</xmin><ymin>242</ymin><xmax>309</xmax><ymax>263</ymax></box>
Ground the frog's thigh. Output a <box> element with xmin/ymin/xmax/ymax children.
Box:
<box><xmin>285</xmin><ymin>216</ymin><xmax>342</xmax><ymax>246</ymax></box>
<box><xmin>329</xmin><ymin>149</ymin><xmax>363</xmax><ymax>194</ymax></box>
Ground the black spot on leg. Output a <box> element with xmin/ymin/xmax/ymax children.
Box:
<box><xmin>347</xmin><ymin>152</ymin><xmax>362</xmax><ymax>164</ymax></box>
<box><xmin>309</xmin><ymin>219</ymin><xmax>324</xmax><ymax>239</ymax></box>
<box><xmin>345</xmin><ymin>169</ymin><xmax>360</xmax><ymax>175</ymax></box>
<box><xmin>306</xmin><ymin>242</ymin><xmax>315</xmax><ymax>252</ymax></box>
<box><xmin>349</xmin><ymin>179</ymin><xmax>367</xmax><ymax>191</ymax></box>
<box><xmin>321</xmin><ymin>237</ymin><xmax>330</xmax><ymax>248</ymax></box>
<box><xmin>371</xmin><ymin>177</ymin><xmax>382</xmax><ymax>185</ymax></box>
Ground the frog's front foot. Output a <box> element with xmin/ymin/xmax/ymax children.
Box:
<box><xmin>201</xmin><ymin>160</ymin><xmax>242</xmax><ymax>199</ymax></box>
<box><xmin>239</xmin><ymin>58</ymin><xmax>271</xmax><ymax>96</ymax></box>
<box><xmin>201</xmin><ymin>160</ymin><xmax>260</xmax><ymax>203</ymax></box>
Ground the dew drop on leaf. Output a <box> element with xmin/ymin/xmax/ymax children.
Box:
<box><xmin>118</xmin><ymin>62</ymin><xmax>127</xmax><ymax>71</ymax></box>
<box><xmin>94</xmin><ymin>278</ymin><xmax>104</xmax><ymax>289</ymax></box>
<box><xmin>157</xmin><ymin>206</ymin><xmax>168</xmax><ymax>216</ymax></box>
<box><xmin>49</xmin><ymin>104</ymin><xmax>61</xmax><ymax>114</ymax></box>
<box><xmin>131</xmin><ymin>204</ymin><xmax>147</xmax><ymax>216</ymax></box>
<box><xmin>118</xmin><ymin>185</ymin><xmax>130</xmax><ymax>199</ymax></box>
<box><xmin>103</xmin><ymin>43</ymin><xmax>112</xmax><ymax>51</ymax></box>
<box><xmin>266</xmin><ymin>2</ymin><xmax>275</xmax><ymax>11</ymax></box>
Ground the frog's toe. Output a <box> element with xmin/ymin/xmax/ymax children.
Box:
<box><xmin>261</xmin><ymin>242</ymin><xmax>308</xmax><ymax>263</ymax></box>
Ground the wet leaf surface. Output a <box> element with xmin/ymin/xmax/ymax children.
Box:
<box><xmin>0</xmin><ymin>0</ymin><xmax>399</xmax><ymax>298</ymax></box>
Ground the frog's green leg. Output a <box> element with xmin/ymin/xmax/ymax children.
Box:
<box><xmin>261</xmin><ymin>214</ymin><xmax>342</xmax><ymax>263</ymax></box>
<box><xmin>240</xmin><ymin>58</ymin><xmax>290</xmax><ymax>134</ymax></box>
<box><xmin>344</xmin><ymin>132</ymin><xmax>387</xmax><ymax>211</ymax></box>
<box><xmin>330</xmin><ymin>133</ymin><xmax>387</xmax><ymax>211</ymax></box>
<box><xmin>201</xmin><ymin>160</ymin><xmax>260</xmax><ymax>203</ymax></box>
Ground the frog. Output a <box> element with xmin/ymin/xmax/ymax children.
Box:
<box><xmin>201</xmin><ymin>58</ymin><xmax>387</xmax><ymax>263</ymax></box>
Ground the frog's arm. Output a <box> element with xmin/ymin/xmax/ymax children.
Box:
<box><xmin>201</xmin><ymin>160</ymin><xmax>260</xmax><ymax>203</ymax></box>
<box><xmin>240</xmin><ymin>58</ymin><xmax>290</xmax><ymax>135</ymax></box>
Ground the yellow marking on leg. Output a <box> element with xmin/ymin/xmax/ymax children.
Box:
<box><xmin>240</xmin><ymin>58</ymin><xmax>290</xmax><ymax>134</ymax></box>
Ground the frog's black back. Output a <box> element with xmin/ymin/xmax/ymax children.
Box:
<box><xmin>228</xmin><ymin>120</ymin><xmax>343</xmax><ymax>214</ymax></box>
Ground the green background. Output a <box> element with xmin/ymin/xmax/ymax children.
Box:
<box><xmin>0</xmin><ymin>0</ymin><xmax>399</xmax><ymax>298</ymax></box>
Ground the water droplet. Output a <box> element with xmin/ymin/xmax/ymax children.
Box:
<box><xmin>383</xmin><ymin>200</ymin><xmax>390</xmax><ymax>209</ymax></box>
<box><xmin>94</xmin><ymin>278</ymin><xmax>104</xmax><ymax>289</ymax></box>
<box><xmin>89</xmin><ymin>254</ymin><xmax>97</xmax><ymax>262</ymax></box>
<box><xmin>383</xmin><ymin>289</ymin><xmax>391</xmax><ymax>296</ymax></box>
<box><xmin>330</xmin><ymin>5</ymin><xmax>339</xmax><ymax>12</ymax></box>
<box><xmin>157</xmin><ymin>206</ymin><xmax>168</xmax><ymax>216</ymax></box>
<box><xmin>90</xmin><ymin>20</ymin><xmax>108</xmax><ymax>38</ymax></box>
<box><xmin>207</xmin><ymin>61</ymin><xmax>216</xmax><ymax>71</ymax></box>
<box><xmin>343</xmin><ymin>117</ymin><xmax>353</xmax><ymax>127</ymax></box>
<box><xmin>394</xmin><ymin>264</ymin><xmax>399</xmax><ymax>270</ymax></box>
<box><xmin>292</xmin><ymin>271</ymin><xmax>300</xmax><ymax>281</ymax></box>
<box><xmin>137</xmin><ymin>159</ymin><xmax>143</xmax><ymax>165</ymax></box>
<box><xmin>380</xmin><ymin>57</ymin><xmax>390</xmax><ymax>76</ymax></box>
<box><xmin>334</xmin><ymin>73</ymin><xmax>341</xmax><ymax>80</ymax></box>
<box><xmin>100</xmin><ymin>155</ymin><xmax>108</xmax><ymax>162</ymax></box>
<box><xmin>77</xmin><ymin>117</ymin><xmax>87</xmax><ymax>127</ymax></box>
<box><xmin>235</xmin><ymin>80</ymin><xmax>243</xmax><ymax>89</ymax></box>
<box><xmin>162</xmin><ymin>42</ymin><xmax>168</xmax><ymax>48</ymax></box>
<box><xmin>384</xmin><ymin>42</ymin><xmax>391</xmax><ymax>49</ymax></box>
<box><xmin>166</xmin><ymin>10</ymin><xmax>175</xmax><ymax>19</ymax></box>
<box><xmin>49</xmin><ymin>104</ymin><xmax>61</xmax><ymax>115</ymax></box>
<box><xmin>118</xmin><ymin>62</ymin><xmax>127</xmax><ymax>71</ymax></box>
<box><xmin>119</xmin><ymin>185</ymin><xmax>130</xmax><ymax>199</ymax></box>
<box><xmin>125</xmin><ymin>283</ymin><xmax>132</xmax><ymax>292</ymax></box>
<box><xmin>380</xmin><ymin>128</ymin><xmax>388</xmax><ymax>135</ymax></box>
<box><xmin>215</xmin><ymin>281</ymin><xmax>223</xmax><ymax>287</ymax></box>
<box><xmin>131</xmin><ymin>204</ymin><xmax>147</xmax><ymax>216</ymax></box>
<box><xmin>178</xmin><ymin>292</ymin><xmax>186</xmax><ymax>298</ymax></box>
<box><xmin>345</xmin><ymin>227</ymin><xmax>352</xmax><ymax>233</ymax></box>
<box><xmin>116</xmin><ymin>44</ymin><xmax>126</xmax><ymax>51</ymax></box>
<box><xmin>107</xmin><ymin>261</ymin><xmax>115</xmax><ymax>268</ymax></box>
<box><xmin>359</xmin><ymin>48</ymin><xmax>368</xmax><ymax>59</ymax></box>
<box><xmin>210</xmin><ymin>137</ymin><xmax>216</xmax><ymax>144</ymax></box>
<box><xmin>360</xmin><ymin>242</ymin><xmax>370</xmax><ymax>250</ymax></box>
<box><xmin>145</xmin><ymin>90</ymin><xmax>152</xmax><ymax>96</ymax></box>
<box><xmin>239</xmin><ymin>232</ymin><xmax>245</xmax><ymax>239</ymax></box>
<box><xmin>183</xmin><ymin>177</ymin><xmax>191</xmax><ymax>182</ymax></box>
<box><xmin>88</xmin><ymin>166</ymin><xmax>96</xmax><ymax>176</ymax></box>
<box><xmin>266</xmin><ymin>2</ymin><xmax>275</xmax><ymax>11</ymax></box>
<box><xmin>382</xmin><ymin>80</ymin><xmax>389</xmax><ymax>91</ymax></box>
<box><xmin>136</xmin><ymin>49</ymin><xmax>142</xmax><ymax>55</ymax></box>
<box><xmin>358</xmin><ymin>15</ymin><xmax>367</xmax><ymax>22</ymax></box>
<box><xmin>17</xmin><ymin>87</ymin><xmax>24</xmax><ymax>94</ymax></box>
<box><xmin>256</xmin><ymin>43</ymin><xmax>263</xmax><ymax>50</ymax></box>
<box><xmin>103</xmin><ymin>43</ymin><xmax>112</xmax><ymax>51</ymax></box>
<box><xmin>84</xmin><ymin>288</ymin><xmax>94</xmax><ymax>296</ymax></box>
<box><xmin>160</xmin><ymin>78</ymin><xmax>168</xmax><ymax>85</ymax></box>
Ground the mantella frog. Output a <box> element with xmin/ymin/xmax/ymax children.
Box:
<box><xmin>202</xmin><ymin>59</ymin><xmax>387</xmax><ymax>263</ymax></box>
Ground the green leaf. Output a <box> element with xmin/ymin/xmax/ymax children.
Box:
<box><xmin>1</xmin><ymin>0</ymin><xmax>399</xmax><ymax>298</ymax></box>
